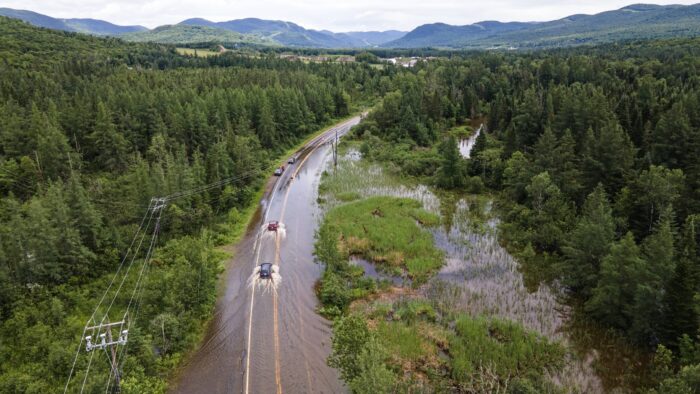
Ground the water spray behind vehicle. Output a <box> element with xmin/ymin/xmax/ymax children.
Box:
<box><xmin>263</xmin><ymin>221</ymin><xmax>286</xmax><ymax>240</ymax></box>
<box><xmin>247</xmin><ymin>264</ymin><xmax>282</xmax><ymax>293</ymax></box>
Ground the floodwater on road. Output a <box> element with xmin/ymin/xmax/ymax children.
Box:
<box><xmin>171</xmin><ymin>118</ymin><xmax>360</xmax><ymax>394</ymax></box>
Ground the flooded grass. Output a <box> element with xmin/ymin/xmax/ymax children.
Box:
<box><xmin>458</xmin><ymin>124</ymin><xmax>483</xmax><ymax>159</ymax></box>
<box><xmin>320</xmin><ymin>196</ymin><xmax>442</xmax><ymax>283</ymax></box>
<box><xmin>319</xmin><ymin>147</ymin><xmax>604</xmax><ymax>392</ymax></box>
<box><xmin>319</xmin><ymin>149</ymin><xmax>441</xmax><ymax>215</ymax></box>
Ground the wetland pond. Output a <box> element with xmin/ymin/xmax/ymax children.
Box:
<box><xmin>318</xmin><ymin>144</ymin><xmax>648</xmax><ymax>392</ymax></box>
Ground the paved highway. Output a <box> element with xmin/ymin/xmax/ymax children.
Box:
<box><xmin>173</xmin><ymin>115</ymin><xmax>361</xmax><ymax>394</ymax></box>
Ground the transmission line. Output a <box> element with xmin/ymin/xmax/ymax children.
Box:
<box><xmin>67</xmin><ymin>163</ymin><xmax>269</xmax><ymax>392</ymax></box>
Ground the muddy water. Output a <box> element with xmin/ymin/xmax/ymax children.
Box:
<box><xmin>172</xmin><ymin>118</ymin><xmax>360</xmax><ymax>394</ymax></box>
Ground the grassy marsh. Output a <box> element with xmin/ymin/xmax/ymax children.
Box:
<box><xmin>321</xmin><ymin>196</ymin><xmax>442</xmax><ymax>282</ymax></box>
<box><xmin>315</xmin><ymin>145</ymin><xmax>602</xmax><ymax>392</ymax></box>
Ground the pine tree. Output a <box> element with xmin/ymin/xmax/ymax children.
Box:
<box><xmin>586</xmin><ymin>232</ymin><xmax>645</xmax><ymax>331</ymax></box>
<box><xmin>502</xmin><ymin>151</ymin><xmax>534</xmax><ymax>204</ymax></box>
<box><xmin>561</xmin><ymin>184</ymin><xmax>615</xmax><ymax>298</ymax></box>
<box><xmin>581</xmin><ymin>121</ymin><xmax>635</xmax><ymax>194</ymax></box>
<box><xmin>652</xmin><ymin>102</ymin><xmax>691</xmax><ymax>169</ymax></box>
<box><xmin>256</xmin><ymin>98</ymin><xmax>277</xmax><ymax>149</ymax></box>
<box><xmin>33</xmin><ymin>104</ymin><xmax>73</xmax><ymax>180</ymax></box>
<box><xmin>436</xmin><ymin>136</ymin><xmax>465</xmax><ymax>189</ymax></box>
<box><xmin>525</xmin><ymin>172</ymin><xmax>573</xmax><ymax>251</ymax></box>
<box><xmin>90</xmin><ymin>101</ymin><xmax>128</xmax><ymax>172</ymax></box>
<box><xmin>629</xmin><ymin>165</ymin><xmax>685</xmax><ymax>237</ymax></box>
<box><xmin>533</xmin><ymin>127</ymin><xmax>558</xmax><ymax>174</ymax></box>
<box><xmin>554</xmin><ymin>130</ymin><xmax>583</xmax><ymax>203</ymax></box>
<box><xmin>631</xmin><ymin>209</ymin><xmax>676</xmax><ymax>343</ymax></box>
<box><xmin>662</xmin><ymin>215</ymin><xmax>700</xmax><ymax>347</ymax></box>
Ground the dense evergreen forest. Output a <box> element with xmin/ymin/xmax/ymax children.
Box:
<box><xmin>0</xmin><ymin>17</ymin><xmax>390</xmax><ymax>392</ymax></box>
<box><xmin>4</xmin><ymin>11</ymin><xmax>700</xmax><ymax>392</ymax></box>
<box><xmin>352</xmin><ymin>38</ymin><xmax>700</xmax><ymax>391</ymax></box>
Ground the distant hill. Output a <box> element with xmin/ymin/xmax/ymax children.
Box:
<box><xmin>386</xmin><ymin>21</ymin><xmax>532</xmax><ymax>48</ymax></box>
<box><xmin>385</xmin><ymin>3</ymin><xmax>700</xmax><ymax>48</ymax></box>
<box><xmin>62</xmin><ymin>18</ymin><xmax>147</xmax><ymax>35</ymax></box>
<box><xmin>180</xmin><ymin>18</ymin><xmax>405</xmax><ymax>48</ymax></box>
<box><xmin>178</xmin><ymin>17</ymin><xmax>405</xmax><ymax>48</ymax></box>
<box><xmin>120</xmin><ymin>24</ymin><xmax>274</xmax><ymax>46</ymax></box>
<box><xmin>179</xmin><ymin>17</ymin><xmax>345</xmax><ymax>47</ymax></box>
<box><xmin>0</xmin><ymin>8</ymin><xmax>405</xmax><ymax>48</ymax></box>
<box><xmin>0</xmin><ymin>8</ymin><xmax>146</xmax><ymax>35</ymax></box>
<box><xmin>3</xmin><ymin>4</ymin><xmax>700</xmax><ymax>49</ymax></box>
<box><xmin>342</xmin><ymin>31</ymin><xmax>408</xmax><ymax>46</ymax></box>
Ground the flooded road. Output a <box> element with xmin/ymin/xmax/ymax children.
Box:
<box><xmin>172</xmin><ymin>116</ymin><xmax>361</xmax><ymax>394</ymax></box>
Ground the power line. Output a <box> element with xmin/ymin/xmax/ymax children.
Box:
<box><xmin>105</xmin><ymin>203</ymin><xmax>164</xmax><ymax>393</ymax></box>
<box><xmin>65</xmin><ymin>199</ymin><xmax>155</xmax><ymax>393</ymax></box>
<box><xmin>67</xmin><ymin>160</ymin><xmax>286</xmax><ymax>391</ymax></box>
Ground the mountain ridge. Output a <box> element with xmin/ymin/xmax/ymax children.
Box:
<box><xmin>177</xmin><ymin>17</ymin><xmax>404</xmax><ymax>47</ymax></box>
<box><xmin>2</xmin><ymin>4</ymin><xmax>700</xmax><ymax>49</ymax></box>
<box><xmin>385</xmin><ymin>3</ymin><xmax>700</xmax><ymax>48</ymax></box>
<box><xmin>0</xmin><ymin>8</ymin><xmax>147</xmax><ymax>35</ymax></box>
<box><xmin>120</xmin><ymin>24</ymin><xmax>275</xmax><ymax>46</ymax></box>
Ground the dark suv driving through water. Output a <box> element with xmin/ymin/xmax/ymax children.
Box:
<box><xmin>259</xmin><ymin>263</ymin><xmax>273</xmax><ymax>279</ymax></box>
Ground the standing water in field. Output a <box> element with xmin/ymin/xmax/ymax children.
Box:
<box><xmin>320</xmin><ymin>148</ymin><xmax>603</xmax><ymax>392</ymax></box>
<box><xmin>459</xmin><ymin>124</ymin><xmax>482</xmax><ymax>158</ymax></box>
<box><xmin>428</xmin><ymin>197</ymin><xmax>602</xmax><ymax>392</ymax></box>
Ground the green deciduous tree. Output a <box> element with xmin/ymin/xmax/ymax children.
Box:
<box><xmin>328</xmin><ymin>314</ymin><xmax>372</xmax><ymax>382</ymax></box>
<box><xmin>348</xmin><ymin>338</ymin><xmax>395</xmax><ymax>394</ymax></box>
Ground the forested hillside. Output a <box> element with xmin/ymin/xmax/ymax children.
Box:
<box><xmin>0</xmin><ymin>16</ymin><xmax>389</xmax><ymax>392</ymax></box>
<box><xmin>351</xmin><ymin>38</ymin><xmax>700</xmax><ymax>391</ymax></box>
<box><xmin>121</xmin><ymin>24</ymin><xmax>274</xmax><ymax>45</ymax></box>
<box><xmin>0</xmin><ymin>8</ymin><xmax>407</xmax><ymax>48</ymax></box>
<box><xmin>385</xmin><ymin>3</ymin><xmax>700</xmax><ymax>49</ymax></box>
<box><xmin>0</xmin><ymin>8</ymin><xmax>147</xmax><ymax>35</ymax></box>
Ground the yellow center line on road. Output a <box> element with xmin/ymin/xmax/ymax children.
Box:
<box><xmin>272</xmin><ymin>132</ymin><xmax>329</xmax><ymax>394</ymax></box>
<box><xmin>273</xmin><ymin>230</ymin><xmax>282</xmax><ymax>394</ymax></box>
<box><xmin>245</xmin><ymin>116</ymin><xmax>360</xmax><ymax>394</ymax></box>
<box><xmin>244</xmin><ymin>177</ymin><xmax>282</xmax><ymax>394</ymax></box>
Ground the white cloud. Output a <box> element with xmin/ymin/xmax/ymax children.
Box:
<box><xmin>1</xmin><ymin>0</ymin><xmax>697</xmax><ymax>31</ymax></box>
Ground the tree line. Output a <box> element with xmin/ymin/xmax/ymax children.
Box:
<box><xmin>0</xmin><ymin>17</ymin><xmax>391</xmax><ymax>392</ymax></box>
<box><xmin>353</xmin><ymin>38</ymin><xmax>700</xmax><ymax>391</ymax></box>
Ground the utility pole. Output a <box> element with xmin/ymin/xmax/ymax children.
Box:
<box><xmin>333</xmin><ymin>128</ymin><xmax>338</xmax><ymax>172</ymax></box>
<box><xmin>85</xmin><ymin>319</ymin><xmax>128</xmax><ymax>393</ymax></box>
<box><xmin>106</xmin><ymin>325</ymin><xmax>120</xmax><ymax>392</ymax></box>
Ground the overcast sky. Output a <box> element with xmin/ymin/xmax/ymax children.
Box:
<box><xmin>2</xmin><ymin>0</ymin><xmax>698</xmax><ymax>31</ymax></box>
